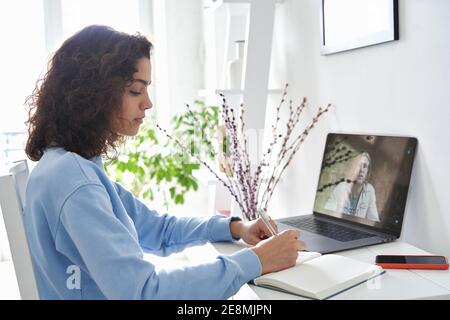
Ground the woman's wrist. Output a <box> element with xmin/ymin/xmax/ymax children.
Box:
<box><xmin>229</xmin><ymin>217</ymin><xmax>244</xmax><ymax>240</ymax></box>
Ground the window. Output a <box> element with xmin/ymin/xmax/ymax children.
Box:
<box><xmin>61</xmin><ymin>0</ymin><xmax>141</xmax><ymax>40</ymax></box>
<box><xmin>0</xmin><ymin>0</ymin><xmax>147</xmax><ymax>169</ymax></box>
<box><xmin>0</xmin><ymin>0</ymin><xmax>150</xmax><ymax>261</ymax></box>
<box><xmin>0</xmin><ymin>1</ymin><xmax>47</xmax><ymax>168</ymax></box>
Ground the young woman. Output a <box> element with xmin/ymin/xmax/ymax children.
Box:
<box><xmin>24</xmin><ymin>25</ymin><xmax>304</xmax><ymax>299</ymax></box>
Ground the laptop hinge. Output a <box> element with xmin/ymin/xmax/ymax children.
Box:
<box><xmin>313</xmin><ymin>211</ymin><xmax>399</xmax><ymax>239</ymax></box>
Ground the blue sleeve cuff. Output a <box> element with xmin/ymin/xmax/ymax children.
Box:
<box><xmin>208</xmin><ymin>215</ymin><xmax>235</xmax><ymax>242</ymax></box>
<box><xmin>226</xmin><ymin>247</ymin><xmax>262</xmax><ymax>282</ymax></box>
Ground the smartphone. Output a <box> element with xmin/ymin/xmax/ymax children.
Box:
<box><xmin>375</xmin><ymin>255</ymin><xmax>449</xmax><ymax>270</ymax></box>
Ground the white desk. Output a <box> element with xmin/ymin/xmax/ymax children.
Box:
<box><xmin>184</xmin><ymin>241</ymin><xmax>450</xmax><ymax>300</ymax></box>
<box><xmin>1</xmin><ymin>241</ymin><xmax>449</xmax><ymax>300</ymax></box>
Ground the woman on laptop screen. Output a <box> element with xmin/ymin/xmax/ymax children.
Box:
<box><xmin>324</xmin><ymin>152</ymin><xmax>380</xmax><ymax>222</ymax></box>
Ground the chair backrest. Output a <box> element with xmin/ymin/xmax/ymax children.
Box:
<box><xmin>9</xmin><ymin>160</ymin><xmax>29</xmax><ymax>211</ymax></box>
<box><xmin>0</xmin><ymin>160</ymin><xmax>40</xmax><ymax>299</ymax></box>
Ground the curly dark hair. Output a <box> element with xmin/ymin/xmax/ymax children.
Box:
<box><xmin>25</xmin><ymin>25</ymin><xmax>153</xmax><ymax>161</ymax></box>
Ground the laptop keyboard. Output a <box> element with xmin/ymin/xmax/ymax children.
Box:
<box><xmin>282</xmin><ymin>216</ymin><xmax>375</xmax><ymax>242</ymax></box>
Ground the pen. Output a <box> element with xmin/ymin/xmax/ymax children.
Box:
<box><xmin>259</xmin><ymin>209</ymin><xmax>278</xmax><ymax>236</ymax></box>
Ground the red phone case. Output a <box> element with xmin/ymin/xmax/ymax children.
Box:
<box><xmin>376</xmin><ymin>255</ymin><xmax>449</xmax><ymax>270</ymax></box>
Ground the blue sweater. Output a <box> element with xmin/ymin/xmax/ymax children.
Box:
<box><xmin>23</xmin><ymin>148</ymin><xmax>261</xmax><ymax>299</ymax></box>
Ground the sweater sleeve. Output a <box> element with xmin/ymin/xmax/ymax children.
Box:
<box><xmin>113</xmin><ymin>182</ymin><xmax>234</xmax><ymax>256</ymax></box>
<box><xmin>56</xmin><ymin>183</ymin><xmax>261</xmax><ymax>299</ymax></box>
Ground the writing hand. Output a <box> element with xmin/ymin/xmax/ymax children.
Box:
<box><xmin>230</xmin><ymin>217</ymin><xmax>279</xmax><ymax>246</ymax></box>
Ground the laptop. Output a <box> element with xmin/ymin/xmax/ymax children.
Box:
<box><xmin>276</xmin><ymin>133</ymin><xmax>418</xmax><ymax>254</ymax></box>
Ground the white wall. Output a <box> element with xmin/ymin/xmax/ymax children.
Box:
<box><xmin>164</xmin><ymin>0</ymin><xmax>205</xmax><ymax>117</ymax></box>
<box><xmin>267</xmin><ymin>0</ymin><xmax>450</xmax><ymax>256</ymax></box>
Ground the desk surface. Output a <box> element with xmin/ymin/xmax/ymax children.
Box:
<box><xmin>184</xmin><ymin>241</ymin><xmax>450</xmax><ymax>300</ymax></box>
<box><xmin>1</xmin><ymin>241</ymin><xmax>449</xmax><ymax>300</ymax></box>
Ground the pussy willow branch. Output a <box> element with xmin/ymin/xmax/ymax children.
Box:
<box><xmin>219</xmin><ymin>97</ymin><xmax>248</xmax><ymax>214</ymax></box>
<box><xmin>220</xmin><ymin>94</ymin><xmax>254</xmax><ymax>218</ymax></box>
<box><xmin>156</xmin><ymin>124</ymin><xmax>247</xmax><ymax>215</ymax></box>
<box><xmin>220</xmin><ymin>161</ymin><xmax>248</xmax><ymax>215</ymax></box>
<box><xmin>260</xmin><ymin>86</ymin><xmax>289</xmax><ymax>167</ymax></box>
<box><xmin>239</xmin><ymin>103</ymin><xmax>251</xmax><ymax>173</ymax></box>
<box><xmin>185</xmin><ymin>103</ymin><xmax>197</xmax><ymax>123</ymax></box>
<box><xmin>184</xmin><ymin>103</ymin><xmax>217</xmax><ymax>159</ymax></box>
<box><xmin>260</xmin><ymin>105</ymin><xmax>328</xmax><ymax>211</ymax></box>
<box><xmin>260</xmin><ymin>104</ymin><xmax>332</xmax><ymax>212</ymax></box>
<box><xmin>186</xmin><ymin>102</ymin><xmax>250</xmax><ymax>218</ymax></box>
<box><xmin>239</xmin><ymin>106</ymin><xmax>256</xmax><ymax>218</ymax></box>
<box><xmin>184</xmin><ymin>103</ymin><xmax>247</xmax><ymax>214</ymax></box>
<box><xmin>157</xmin><ymin>86</ymin><xmax>331</xmax><ymax>221</ymax></box>
<box><xmin>276</xmin><ymin>98</ymin><xmax>307</xmax><ymax>165</ymax></box>
<box><xmin>258</xmin><ymin>98</ymin><xmax>307</xmax><ymax>208</ymax></box>
<box><xmin>271</xmin><ymin>98</ymin><xmax>307</xmax><ymax>177</ymax></box>
<box><xmin>255</xmin><ymin>84</ymin><xmax>289</xmax><ymax>210</ymax></box>
<box><xmin>284</xmin><ymin>104</ymin><xmax>331</xmax><ymax>156</ymax></box>
<box><xmin>238</xmin><ymin>103</ymin><xmax>256</xmax><ymax>218</ymax></box>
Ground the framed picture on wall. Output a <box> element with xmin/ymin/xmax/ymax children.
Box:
<box><xmin>320</xmin><ymin>0</ymin><xmax>399</xmax><ymax>55</ymax></box>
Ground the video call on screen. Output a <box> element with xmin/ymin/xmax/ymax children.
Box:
<box><xmin>313</xmin><ymin>134</ymin><xmax>417</xmax><ymax>234</ymax></box>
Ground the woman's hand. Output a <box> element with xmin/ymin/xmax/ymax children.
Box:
<box><xmin>230</xmin><ymin>218</ymin><xmax>306</xmax><ymax>274</ymax></box>
<box><xmin>252</xmin><ymin>229</ymin><xmax>305</xmax><ymax>274</ymax></box>
<box><xmin>230</xmin><ymin>217</ymin><xmax>278</xmax><ymax>245</ymax></box>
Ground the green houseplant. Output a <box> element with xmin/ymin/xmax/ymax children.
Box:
<box><xmin>105</xmin><ymin>100</ymin><xmax>219</xmax><ymax>209</ymax></box>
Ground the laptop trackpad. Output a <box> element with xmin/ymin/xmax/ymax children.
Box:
<box><xmin>276</xmin><ymin>222</ymin><xmax>375</xmax><ymax>254</ymax></box>
<box><xmin>277</xmin><ymin>223</ymin><xmax>336</xmax><ymax>251</ymax></box>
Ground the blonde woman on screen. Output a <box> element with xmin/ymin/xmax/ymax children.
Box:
<box><xmin>325</xmin><ymin>152</ymin><xmax>380</xmax><ymax>222</ymax></box>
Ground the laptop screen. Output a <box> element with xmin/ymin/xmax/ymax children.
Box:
<box><xmin>313</xmin><ymin>133</ymin><xmax>417</xmax><ymax>235</ymax></box>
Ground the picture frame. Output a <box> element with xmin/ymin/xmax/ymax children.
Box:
<box><xmin>320</xmin><ymin>0</ymin><xmax>399</xmax><ymax>55</ymax></box>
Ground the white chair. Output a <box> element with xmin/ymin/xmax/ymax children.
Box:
<box><xmin>0</xmin><ymin>160</ymin><xmax>40</xmax><ymax>299</ymax></box>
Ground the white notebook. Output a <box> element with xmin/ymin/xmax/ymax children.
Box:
<box><xmin>253</xmin><ymin>252</ymin><xmax>384</xmax><ymax>300</ymax></box>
